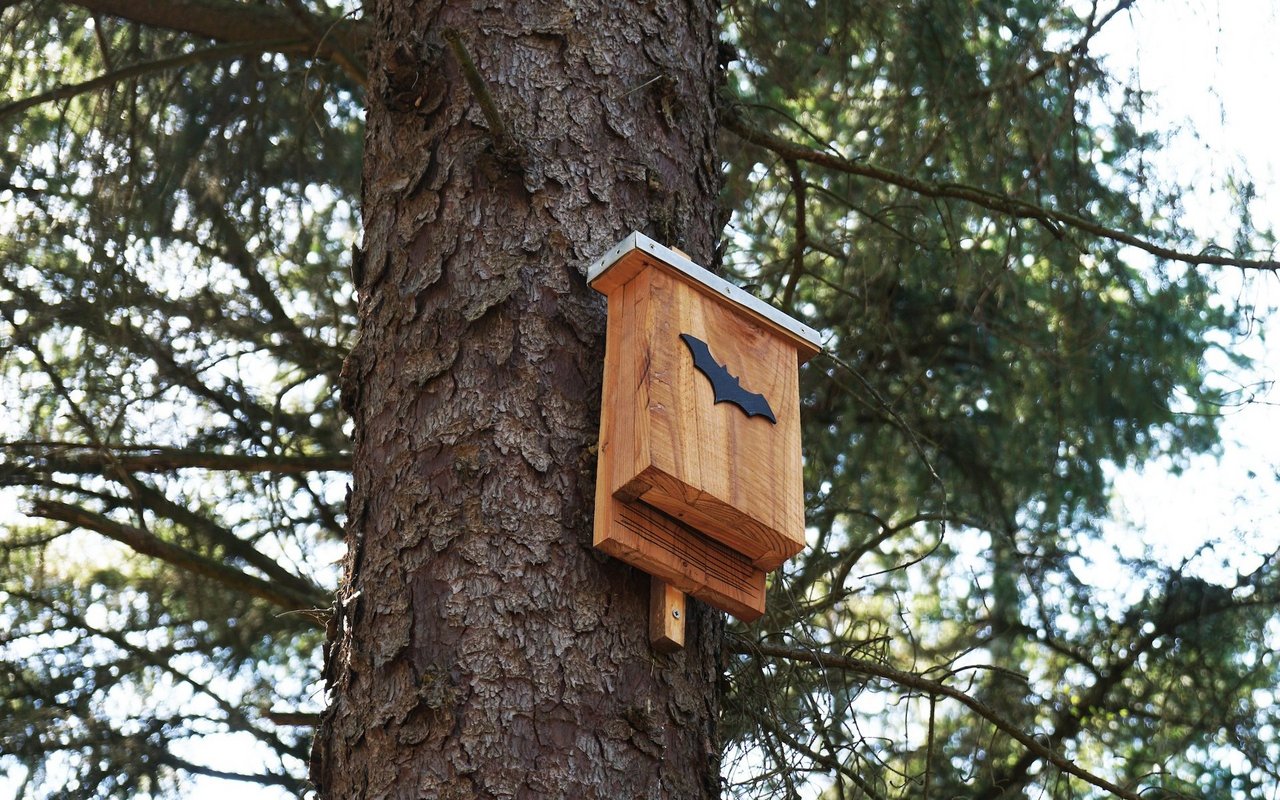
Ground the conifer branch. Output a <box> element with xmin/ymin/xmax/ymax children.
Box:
<box><xmin>780</xmin><ymin>158</ymin><xmax>807</xmax><ymax>310</ymax></box>
<box><xmin>154</xmin><ymin>753</ymin><xmax>299</xmax><ymax>788</ymax></box>
<box><xmin>278</xmin><ymin>0</ymin><xmax>366</xmax><ymax>85</ymax></box>
<box><xmin>754</xmin><ymin>712</ymin><xmax>889</xmax><ymax>800</ymax></box>
<box><xmin>972</xmin><ymin>571</ymin><xmax>1274</xmax><ymax>799</ymax></box>
<box><xmin>28</xmin><ymin>499</ymin><xmax>330</xmax><ymax>613</ymax></box>
<box><xmin>262</xmin><ymin>709</ymin><xmax>322</xmax><ymax>726</ymax></box>
<box><xmin>10</xmin><ymin>587</ymin><xmax>311</xmax><ymax>766</ymax></box>
<box><xmin>722</xmin><ymin>105</ymin><xmax>1280</xmax><ymax>272</ymax></box>
<box><xmin>0</xmin><ymin>38</ymin><xmax>308</xmax><ymax>122</ymax></box>
<box><xmin>195</xmin><ymin>195</ymin><xmax>347</xmax><ymax>376</ymax></box>
<box><xmin>66</xmin><ymin>0</ymin><xmax>369</xmax><ymax>80</ymax></box>
<box><xmin>128</xmin><ymin>480</ymin><xmax>332</xmax><ymax>601</ymax></box>
<box><xmin>728</xmin><ymin>636</ymin><xmax>1147</xmax><ymax>800</ymax></box>
<box><xmin>3</xmin><ymin>441</ymin><xmax>350</xmax><ymax>473</ymax></box>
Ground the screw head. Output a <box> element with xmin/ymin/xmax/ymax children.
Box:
<box><xmin>672</xmin><ymin>609</ymin><xmax>681</xmax><ymax>619</ymax></box>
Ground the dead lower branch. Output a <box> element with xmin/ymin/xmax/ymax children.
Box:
<box><xmin>2</xmin><ymin>440</ymin><xmax>350</xmax><ymax>474</ymax></box>
<box><xmin>442</xmin><ymin>27</ymin><xmax>527</xmax><ymax>168</ymax></box>
<box><xmin>66</xmin><ymin>0</ymin><xmax>369</xmax><ymax>83</ymax></box>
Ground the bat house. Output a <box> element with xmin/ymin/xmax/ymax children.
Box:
<box><xmin>589</xmin><ymin>233</ymin><xmax>821</xmax><ymax>629</ymax></box>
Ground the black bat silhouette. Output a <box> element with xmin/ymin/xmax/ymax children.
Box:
<box><xmin>679</xmin><ymin>333</ymin><xmax>777</xmax><ymax>424</ymax></box>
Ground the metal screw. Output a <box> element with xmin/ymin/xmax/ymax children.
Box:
<box><xmin>672</xmin><ymin>609</ymin><xmax>681</xmax><ymax>619</ymax></box>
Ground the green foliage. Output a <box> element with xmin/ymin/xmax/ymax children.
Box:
<box><xmin>1</xmin><ymin>2</ymin><xmax>359</xmax><ymax>795</ymax></box>
<box><xmin>718</xmin><ymin>1</ymin><xmax>1277</xmax><ymax>797</ymax></box>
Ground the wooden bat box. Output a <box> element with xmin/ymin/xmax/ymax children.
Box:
<box><xmin>589</xmin><ymin>233</ymin><xmax>821</xmax><ymax>621</ymax></box>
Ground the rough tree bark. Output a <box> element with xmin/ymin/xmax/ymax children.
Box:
<box><xmin>311</xmin><ymin>1</ymin><xmax>725</xmax><ymax>797</ymax></box>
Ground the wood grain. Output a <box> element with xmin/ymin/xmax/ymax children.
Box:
<box><xmin>648</xmin><ymin>578</ymin><xmax>686</xmax><ymax>653</ymax></box>
<box><xmin>594</xmin><ymin>494</ymin><xmax>767</xmax><ymax>621</ymax></box>
<box><xmin>595</xmin><ymin>322</ymin><xmax>766</xmax><ymax>620</ymax></box>
<box><xmin>604</xmin><ymin>259</ymin><xmax>807</xmax><ymax>570</ymax></box>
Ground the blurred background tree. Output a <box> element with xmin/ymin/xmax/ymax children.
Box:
<box><xmin>1</xmin><ymin>0</ymin><xmax>1276</xmax><ymax>798</ymax></box>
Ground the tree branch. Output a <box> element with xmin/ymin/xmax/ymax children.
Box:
<box><xmin>2</xmin><ymin>459</ymin><xmax>332</xmax><ymax>601</ymax></box>
<box><xmin>277</xmin><ymin>0</ymin><xmax>364</xmax><ymax>88</ymax></box>
<box><xmin>28</xmin><ymin>499</ymin><xmax>330</xmax><ymax>613</ymax></box>
<box><xmin>4</xmin><ymin>441</ymin><xmax>350</xmax><ymax>474</ymax></box>
<box><xmin>65</xmin><ymin>0</ymin><xmax>369</xmax><ymax>82</ymax></box>
<box><xmin>194</xmin><ymin>193</ymin><xmax>346</xmax><ymax>378</ymax></box>
<box><xmin>755</xmin><ymin>712</ymin><xmax>889</xmax><ymax>800</ymax></box>
<box><xmin>155</xmin><ymin>752</ymin><xmax>298</xmax><ymax>788</ymax></box>
<box><xmin>0</xmin><ymin>38</ymin><xmax>308</xmax><ymax>122</ymax></box>
<box><xmin>442</xmin><ymin>28</ymin><xmax>527</xmax><ymax>167</ymax></box>
<box><xmin>780</xmin><ymin>158</ymin><xmax>807</xmax><ymax>310</ymax></box>
<box><xmin>721</xmin><ymin>105</ymin><xmax>1280</xmax><ymax>272</ymax></box>
<box><xmin>727</xmin><ymin>636</ymin><xmax>1147</xmax><ymax>800</ymax></box>
<box><xmin>125</xmin><ymin>480</ymin><xmax>331</xmax><ymax>602</ymax></box>
<box><xmin>1</xmin><ymin>277</ymin><xmax>325</xmax><ymax>447</ymax></box>
<box><xmin>15</xmin><ymin>589</ymin><xmax>311</xmax><ymax>764</ymax></box>
<box><xmin>262</xmin><ymin>709</ymin><xmax>321</xmax><ymax>726</ymax></box>
<box><xmin>973</xmin><ymin>572</ymin><xmax>1271</xmax><ymax>798</ymax></box>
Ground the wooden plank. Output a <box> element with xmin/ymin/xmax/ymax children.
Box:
<box><xmin>625</xmin><ymin>466</ymin><xmax>803</xmax><ymax>570</ymax></box>
<box><xmin>595</xmin><ymin>494</ymin><xmax>766</xmax><ymax>622</ymax></box>
<box><xmin>608</xmin><ymin>266</ymin><xmax>806</xmax><ymax>570</ymax></box>
<box><xmin>597</xmin><ymin>311</ymin><xmax>761</xmax><ymax>621</ymax></box>
<box><xmin>649</xmin><ymin>578</ymin><xmax>685</xmax><ymax>653</ymax></box>
<box><xmin>591</xmin><ymin>238</ymin><xmax>816</xmax><ymax>620</ymax></box>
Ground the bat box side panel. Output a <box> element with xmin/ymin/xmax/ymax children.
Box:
<box><xmin>600</xmin><ymin>272</ymin><xmax>650</xmax><ymax>505</ymax></box>
<box><xmin>610</xmin><ymin>267</ymin><xmax>806</xmax><ymax>570</ymax></box>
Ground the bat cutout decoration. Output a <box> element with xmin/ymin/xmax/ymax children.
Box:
<box><xmin>680</xmin><ymin>333</ymin><xmax>777</xmax><ymax>424</ymax></box>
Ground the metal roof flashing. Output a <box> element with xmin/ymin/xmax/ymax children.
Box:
<box><xmin>587</xmin><ymin>232</ymin><xmax>823</xmax><ymax>355</ymax></box>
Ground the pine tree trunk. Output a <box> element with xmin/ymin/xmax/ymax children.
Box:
<box><xmin>311</xmin><ymin>2</ymin><xmax>724</xmax><ymax>797</ymax></box>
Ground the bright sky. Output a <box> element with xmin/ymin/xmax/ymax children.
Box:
<box><xmin>1087</xmin><ymin>1</ymin><xmax>1280</xmax><ymax>581</ymax></box>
